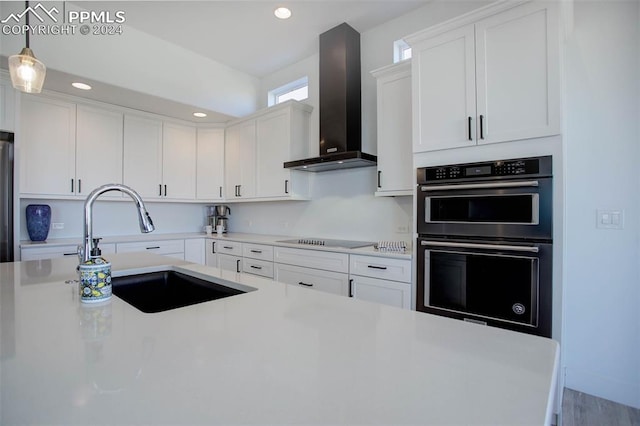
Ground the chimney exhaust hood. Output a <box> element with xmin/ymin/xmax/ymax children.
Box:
<box><xmin>284</xmin><ymin>23</ymin><xmax>376</xmax><ymax>172</ymax></box>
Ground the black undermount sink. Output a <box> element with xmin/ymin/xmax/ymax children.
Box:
<box><xmin>112</xmin><ymin>270</ymin><xmax>248</xmax><ymax>313</ymax></box>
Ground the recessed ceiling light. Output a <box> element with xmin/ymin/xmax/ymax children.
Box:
<box><xmin>71</xmin><ymin>82</ymin><xmax>91</xmax><ymax>90</ymax></box>
<box><xmin>274</xmin><ymin>7</ymin><xmax>291</xmax><ymax>19</ymax></box>
<box><xmin>193</xmin><ymin>112</ymin><xmax>207</xmax><ymax>118</ymax></box>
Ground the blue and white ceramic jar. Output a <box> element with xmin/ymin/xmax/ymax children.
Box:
<box><xmin>78</xmin><ymin>256</ymin><xmax>112</xmax><ymax>303</ymax></box>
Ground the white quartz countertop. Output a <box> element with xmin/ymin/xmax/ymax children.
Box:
<box><xmin>20</xmin><ymin>232</ymin><xmax>412</xmax><ymax>259</ymax></box>
<box><xmin>0</xmin><ymin>253</ymin><xmax>558</xmax><ymax>425</ymax></box>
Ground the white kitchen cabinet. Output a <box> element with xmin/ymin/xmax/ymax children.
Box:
<box><xmin>116</xmin><ymin>239</ymin><xmax>185</xmax><ymax>260</ymax></box>
<box><xmin>76</xmin><ymin>105</ymin><xmax>124</xmax><ymax>197</ymax></box>
<box><xmin>242</xmin><ymin>243</ymin><xmax>274</xmax><ymax>262</ymax></box>
<box><xmin>349</xmin><ymin>254</ymin><xmax>412</xmax><ymax>309</ymax></box>
<box><xmin>350</xmin><ymin>276</ymin><xmax>411</xmax><ymax>309</ymax></box>
<box><xmin>218</xmin><ymin>253</ymin><xmax>242</xmax><ymax>273</ymax></box>
<box><xmin>274</xmin><ymin>247</ymin><xmax>350</xmax><ymax>296</ymax></box>
<box><xmin>255</xmin><ymin>101</ymin><xmax>311</xmax><ymax>199</ymax></box>
<box><xmin>371</xmin><ymin>61</ymin><xmax>413</xmax><ymax>196</ymax></box>
<box><xmin>225</xmin><ymin>120</ymin><xmax>256</xmax><ymax>199</ymax></box>
<box><xmin>21</xmin><ymin>98</ymin><xmax>124</xmax><ymax>198</ymax></box>
<box><xmin>205</xmin><ymin>239</ymin><xmax>218</xmax><ymax>268</ymax></box>
<box><xmin>196</xmin><ymin>127</ymin><xmax>225</xmax><ymax>200</ymax></box>
<box><xmin>19</xmin><ymin>96</ymin><xmax>76</xmax><ymax>196</ymax></box>
<box><xmin>162</xmin><ymin>122</ymin><xmax>196</xmax><ymax>200</ymax></box>
<box><xmin>274</xmin><ymin>262</ymin><xmax>349</xmax><ymax>296</ymax></box>
<box><xmin>243</xmin><ymin>258</ymin><xmax>274</xmax><ymax>279</ymax></box>
<box><xmin>21</xmin><ymin>243</ymin><xmax>115</xmax><ymax>261</ymax></box>
<box><xmin>409</xmin><ymin>1</ymin><xmax>560</xmax><ymax>152</ymax></box>
<box><xmin>184</xmin><ymin>238</ymin><xmax>205</xmax><ymax>265</ymax></box>
<box><xmin>123</xmin><ymin>114</ymin><xmax>163</xmax><ymax>199</ymax></box>
<box><xmin>0</xmin><ymin>72</ymin><xmax>16</xmax><ymax>131</ymax></box>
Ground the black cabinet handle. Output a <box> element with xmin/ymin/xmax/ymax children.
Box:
<box><xmin>250</xmin><ymin>250</ymin><xmax>262</xmax><ymax>254</ymax></box>
<box><xmin>349</xmin><ymin>279</ymin><xmax>354</xmax><ymax>297</ymax></box>
<box><xmin>468</xmin><ymin>116</ymin><xmax>472</xmax><ymax>141</ymax></box>
<box><xmin>298</xmin><ymin>281</ymin><xmax>313</xmax><ymax>287</ymax></box>
<box><xmin>250</xmin><ymin>265</ymin><xmax>262</xmax><ymax>270</ymax></box>
<box><xmin>78</xmin><ymin>179</ymin><xmax>82</xmax><ymax>193</ymax></box>
<box><xmin>159</xmin><ymin>184</ymin><xmax>162</xmax><ymax>196</ymax></box>
<box><xmin>63</xmin><ymin>252</ymin><xmax>77</xmax><ymax>256</ymax></box>
<box><xmin>479</xmin><ymin>115</ymin><xmax>484</xmax><ymax>140</ymax></box>
<box><xmin>211</xmin><ymin>241</ymin><xmax>216</xmax><ymax>254</ymax></box>
<box><xmin>236</xmin><ymin>259</ymin><xmax>241</xmax><ymax>273</ymax></box>
<box><xmin>367</xmin><ymin>265</ymin><xmax>388</xmax><ymax>270</ymax></box>
<box><xmin>377</xmin><ymin>171</ymin><xmax>382</xmax><ymax>188</ymax></box>
<box><xmin>223</xmin><ymin>246</ymin><xmax>234</xmax><ymax>250</ymax></box>
<box><xmin>238</xmin><ymin>185</ymin><xmax>241</xmax><ymax>197</ymax></box>
<box><xmin>71</xmin><ymin>179</ymin><xmax>74</xmax><ymax>193</ymax></box>
<box><xmin>219</xmin><ymin>186</ymin><xmax>222</xmax><ymax>198</ymax></box>
<box><xmin>164</xmin><ymin>184</ymin><xmax>167</xmax><ymax>197</ymax></box>
<box><xmin>285</xmin><ymin>179</ymin><xmax>289</xmax><ymax>194</ymax></box>
<box><xmin>146</xmin><ymin>246</ymin><xmax>160</xmax><ymax>250</ymax></box>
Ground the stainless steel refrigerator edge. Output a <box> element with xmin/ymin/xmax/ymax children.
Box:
<box><xmin>0</xmin><ymin>131</ymin><xmax>14</xmax><ymax>262</ymax></box>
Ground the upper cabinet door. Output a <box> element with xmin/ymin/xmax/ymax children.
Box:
<box><xmin>256</xmin><ymin>109</ymin><xmax>291</xmax><ymax>198</ymax></box>
<box><xmin>372</xmin><ymin>61</ymin><xmax>413</xmax><ymax>196</ymax></box>
<box><xmin>123</xmin><ymin>114</ymin><xmax>163</xmax><ymax>199</ymax></box>
<box><xmin>162</xmin><ymin>123</ymin><xmax>197</xmax><ymax>200</ymax></box>
<box><xmin>475</xmin><ymin>2</ymin><xmax>560</xmax><ymax>144</ymax></box>
<box><xmin>20</xmin><ymin>96</ymin><xmax>76</xmax><ymax>196</ymax></box>
<box><xmin>196</xmin><ymin>127</ymin><xmax>225</xmax><ymax>200</ymax></box>
<box><xmin>412</xmin><ymin>24</ymin><xmax>476</xmax><ymax>153</ymax></box>
<box><xmin>225</xmin><ymin>120</ymin><xmax>256</xmax><ymax>199</ymax></box>
<box><xmin>76</xmin><ymin>105</ymin><xmax>123</xmax><ymax>197</ymax></box>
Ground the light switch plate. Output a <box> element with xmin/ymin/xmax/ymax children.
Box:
<box><xmin>596</xmin><ymin>209</ymin><xmax>623</xmax><ymax>229</ymax></box>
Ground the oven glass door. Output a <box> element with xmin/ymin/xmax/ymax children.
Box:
<box><xmin>421</xmin><ymin>240</ymin><xmax>540</xmax><ymax>327</ymax></box>
<box><xmin>417</xmin><ymin>178</ymin><xmax>552</xmax><ymax>239</ymax></box>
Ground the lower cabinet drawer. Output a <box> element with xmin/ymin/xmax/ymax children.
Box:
<box><xmin>243</xmin><ymin>258</ymin><xmax>274</xmax><ymax>279</ymax></box>
<box><xmin>216</xmin><ymin>240</ymin><xmax>243</xmax><ymax>257</ymax></box>
<box><xmin>242</xmin><ymin>243</ymin><xmax>274</xmax><ymax>261</ymax></box>
<box><xmin>21</xmin><ymin>244</ymin><xmax>80</xmax><ymax>261</ymax></box>
<box><xmin>274</xmin><ymin>263</ymin><xmax>349</xmax><ymax>296</ymax></box>
<box><xmin>349</xmin><ymin>254</ymin><xmax>412</xmax><ymax>282</ymax></box>
<box><xmin>273</xmin><ymin>247</ymin><xmax>349</xmax><ymax>273</ymax></box>
<box><xmin>116</xmin><ymin>239</ymin><xmax>185</xmax><ymax>255</ymax></box>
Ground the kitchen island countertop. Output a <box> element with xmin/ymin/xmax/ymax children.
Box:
<box><xmin>0</xmin><ymin>253</ymin><xmax>558</xmax><ymax>425</ymax></box>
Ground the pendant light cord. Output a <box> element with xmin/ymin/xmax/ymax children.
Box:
<box><xmin>25</xmin><ymin>1</ymin><xmax>30</xmax><ymax>48</ymax></box>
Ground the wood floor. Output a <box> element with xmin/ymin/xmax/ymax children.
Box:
<box><xmin>562</xmin><ymin>388</ymin><xmax>640</xmax><ymax>426</ymax></box>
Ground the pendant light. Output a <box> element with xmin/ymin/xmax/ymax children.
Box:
<box><xmin>9</xmin><ymin>1</ymin><xmax>46</xmax><ymax>94</ymax></box>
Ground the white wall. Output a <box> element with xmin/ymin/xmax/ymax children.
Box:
<box><xmin>562</xmin><ymin>0</ymin><xmax>640</xmax><ymax>408</ymax></box>
<box><xmin>0</xmin><ymin>1</ymin><xmax>260</xmax><ymax>118</ymax></box>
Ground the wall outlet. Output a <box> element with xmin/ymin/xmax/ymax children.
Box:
<box><xmin>596</xmin><ymin>209</ymin><xmax>624</xmax><ymax>230</ymax></box>
<box><xmin>51</xmin><ymin>223</ymin><xmax>64</xmax><ymax>230</ymax></box>
<box><xmin>396</xmin><ymin>225</ymin><xmax>409</xmax><ymax>234</ymax></box>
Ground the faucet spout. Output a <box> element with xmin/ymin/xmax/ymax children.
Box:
<box><xmin>80</xmin><ymin>184</ymin><xmax>155</xmax><ymax>262</ymax></box>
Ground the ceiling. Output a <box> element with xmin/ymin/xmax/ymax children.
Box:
<box><xmin>5</xmin><ymin>1</ymin><xmax>430</xmax><ymax>122</ymax></box>
<box><xmin>77</xmin><ymin>1</ymin><xmax>428</xmax><ymax>77</ymax></box>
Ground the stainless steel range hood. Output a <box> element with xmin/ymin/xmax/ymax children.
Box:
<box><xmin>284</xmin><ymin>23</ymin><xmax>376</xmax><ymax>172</ymax></box>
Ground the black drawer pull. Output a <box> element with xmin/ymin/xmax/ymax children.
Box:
<box><xmin>63</xmin><ymin>252</ymin><xmax>77</xmax><ymax>256</ymax></box>
<box><xmin>367</xmin><ymin>265</ymin><xmax>387</xmax><ymax>270</ymax></box>
<box><xmin>146</xmin><ymin>246</ymin><xmax>160</xmax><ymax>250</ymax></box>
<box><xmin>223</xmin><ymin>246</ymin><xmax>234</xmax><ymax>250</ymax></box>
<box><xmin>298</xmin><ymin>281</ymin><xmax>313</xmax><ymax>287</ymax></box>
<box><xmin>250</xmin><ymin>250</ymin><xmax>262</xmax><ymax>254</ymax></box>
<box><xmin>250</xmin><ymin>265</ymin><xmax>262</xmax><ymax>270</ymax></box>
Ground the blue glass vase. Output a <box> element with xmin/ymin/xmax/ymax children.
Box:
<box><xmin>26</xmin><ymin>204</ymin><xmax>51</xmax><ymax>242</ymax></box>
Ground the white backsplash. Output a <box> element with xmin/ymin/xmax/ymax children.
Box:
<box><xmin>19</xmin><ymin>168</ymin><xmax>412</xmax><ymax>243</ymax></box>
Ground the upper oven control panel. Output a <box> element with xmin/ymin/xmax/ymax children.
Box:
<box><xmin>420</xmin><ymin>156</ymin><xmax>552</xmax><ymax>183</ymax></box>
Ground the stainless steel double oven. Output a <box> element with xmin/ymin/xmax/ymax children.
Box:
<box><xmin>416</xmin><ymin>156</ymin><xmax>552</xmax><ymax>337</ymax></box>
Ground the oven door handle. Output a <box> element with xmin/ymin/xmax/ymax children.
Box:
<box><xmin>421</xmin><ymin>240</ymin><xmax>539</xmax><ymax>253</ymax></box>
<box><xmin>420</xmin><ymin>180</ymin><xmax>540</xmax><ymax>192</ymax></box>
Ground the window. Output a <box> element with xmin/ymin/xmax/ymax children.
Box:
<box><xmin>268</xmin><ymin>76</ymin><xmax>309</xmax><ymax>106</ymax></box>
<box><xmin>393</xmin><ymin>39</ymin><xmax>412</xmax><ymax>63</ymax></box>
